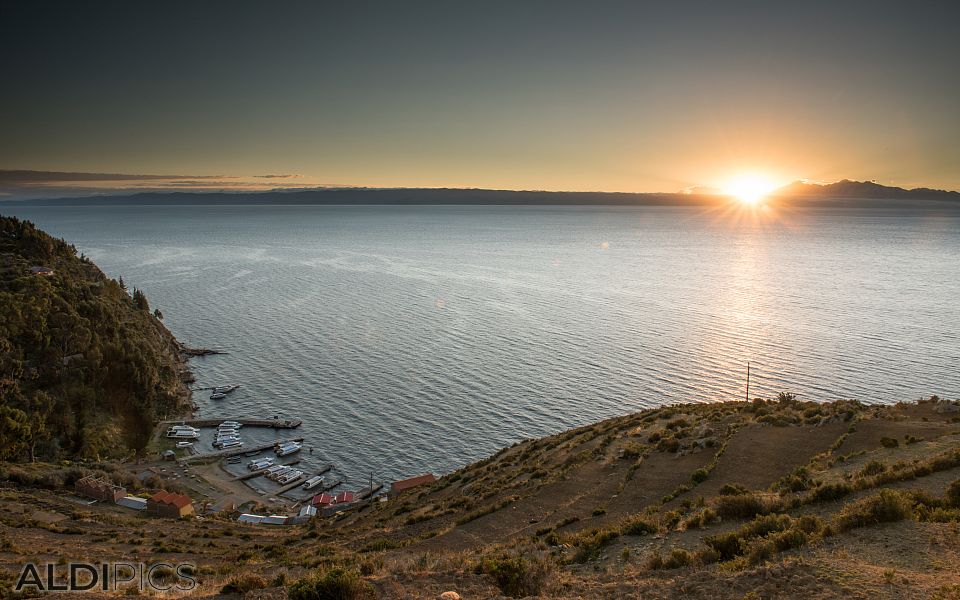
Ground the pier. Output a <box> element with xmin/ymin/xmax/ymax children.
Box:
<box><xmin>180</xmin><ymin>438</ymin><xmax>304</xmax><ymax>464</ymax></box>
<box><xmin>162</xmin><ymin>417</ymin><xmax>302</xmax><ymax>429</ymax></box>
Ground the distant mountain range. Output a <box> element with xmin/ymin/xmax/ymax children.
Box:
<box><xmin>771</xmin><ymin>179</ymin><xmax>960</xmax><ymax>200</ymax></box>
<box><xmin>1</xmin><ymin>174</ymin><xmax>957</xmax><ymax>207</ymax></box>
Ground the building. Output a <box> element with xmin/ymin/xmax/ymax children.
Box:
<box><xmin>390</xmin><ymin>473</ymin><xmax>436</xmax><ymax>497</ymax></box>
<box><xmin>75</xmin><ymin>476</ymin><xmax>126</xmax><ymax>502</ymax></box>
<box><xmin>146</xmin><ymin>491</ymin><xmax>195</xmax><ymax>518</ymax></box>
<box><xmin>262</xmin><ymin>515</ymin><xmax>288</xmax><ymax>525</ymax></box>
<box><xmin>237</xmin><ymin>513</ymin><xmax>265</xmax><ymax>524</ymax></box>
<box><xmin>299</xmin><ymin>504</ymin><xmax>317</xmax><ymax>517</ymax></box>
<box><xmin>29</xmin><ymin>266</ymin><xmax>54</xmax><ymax>276</ymax></box>
<box><xmin>334</xmin><ymin>491</ymin><xmax>355</xmax><ymax>504</ymax></box>
<box><xmin>311</xmin><ymin>492</ymin><xmax>333</xmax><ymax>507</ymax></box>
<box><xmin>116</xmin><ymin>496</ymin><xmax>148</xmax><ymax>511</ymax></box>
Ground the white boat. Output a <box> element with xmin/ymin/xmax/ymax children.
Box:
<box><xmin>219</xmin><ymin>440</ymin><xmax>243</xmax><ymax>450</ymax></box>
<box><xmin>214</xmin><ymin>384</ymin><xmax>240</xmax><ymax>394</ymax></box>
<box><xmin>302</xmin><ymin>475</ymin><xmax>324</xmax><ymax>490</ymax></box>
<box><xmin>166</xmin><ymin>429</ymin><xmax>199</xmax><ymax>439</ymax></box>
<box><xmin>277</xmin><ymin>470</ymin><xmax>303</xmax><ymax>484</ymax></box>
<box><xmin>264</xmin><ymin>465</ymin><xmax>286</xmax><ymax>476</ymax></box>
<box><xmin>267</xmin><ymin>466</ymin><xmax>292</xmax><ymax>481</ymax></box>
<box><xmin>210</xmin><ymin>392</ymin><xmax>227</xmax><ymax>400</ymax></box>
<box><xmin>175</xmin><ymin>441</ymin><xmax>194</xmax><ymax>448</ymax></box>
<box><xmin>276</xmin><ymin>442</ymin><xmax>302</xmax><ymax>457</ymax></box>
<box><xmin>220</xmin><ymin>421</ymin><xmax>242</xmax><ymax>428</ymax></box>
<box><xmin>248</xmin><ymin>458</ymin><xmax>275</xmax><ymax>470</ymax></box>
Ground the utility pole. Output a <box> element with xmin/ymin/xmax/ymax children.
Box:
<box><xmin>745</xmin><ymin>362</ymin><xmax>751</xmax><ymax>402</ymax></box>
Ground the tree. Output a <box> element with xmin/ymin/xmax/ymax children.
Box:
<box><xmin>0</xmin><ymin>405</ymin><xmax>30</xmax><ymax>460</ymax></box>
<box><xmin>132</xmin><ymin>288</ymin><xmax>149</xmax><ymax>311</ymax></box>
<box><xmin>118</xmin><ymin>275</ymin><xmax>127</xmax><ymax>292</ymax></box>
<box><xmin>153</xmin><ymin>308</ymin><xmax>164</xmax><ymax>320</ymax></box>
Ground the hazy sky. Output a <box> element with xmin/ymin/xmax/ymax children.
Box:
<box><xmin>2</xmin><ymin>1</ymin><xmax>959</xmax><ymax>193</ymax></box>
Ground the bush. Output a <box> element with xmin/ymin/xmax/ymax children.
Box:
<box><xmin>719</xmin><ymin>483</ymin><xmax>749</xmax><ymax>496</ymax></box>
<box><xmin>221</xmin><ymin>574</ymin><xmax>267</xmax><ymax>595</ymax></box>
<box><xmin>880</xmin><ymin>437</ymin><xmax>899</xmax><ymax>449</ymax></box>
<box><xmin>478</xmin><ymin>555</ymin><xmax>552</xmax><ymax>598</ymax></box>
<box><xmin>621</xmin><ymin>517</ymin><xmax>656</xmax><ymax>536</ymax></box>
<box><xmin>691</xmin><ymin>468</ymin><xmax>709</xmax><ymax>484</ymax></box>
<box><xmin>808</xmin><ymin>482</ymin><xmax>854</xmax><ymax>504</ymax></box>
<box><xmin>288</xmin><ymin>569</ymin><xmax>374</xmax><ymax>600</ymax></box>
<box><xmin>833</xmin><ymin>489</ymin><xmax>913</xmax><ymax>532</ymax></box>
<box><xmin>947</xmin><ymin>480</ymin><xmax>960</xmax><ymax>507</ymax></box>
<box><xmin>714</xmin><ymin>493</ymin><xmax>777</xmax><ymax>520</ymax></box>
<box><xmin>859</xmin><ymin>460</ymin><xmax>887</xmax><ymax>477</ymax></box>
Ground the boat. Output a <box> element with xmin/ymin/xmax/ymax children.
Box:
<box><xmin>267</xmin><ymin>466</ymin><xmax>292</xmax><ymax>481</ymax></box>
<box><xmin>276</xmin><ymin>442</ymin><xmax>302</xmax><ymax>457</ymax></box>
<box><xmin>166</xmin><ymin>429</ymin><xmax>199</xmax><ymax>439</ymax></box>
<box><xmin>277</xmin><ymin>470</ymin><xmax>303</xmax><ymax>484</ymax></box>
<box><xmin>248</xmin><ymin>457</ymin><xmax>275</xmax><ymax>470</ymax></box>
<box><xmin>214</xmin><ymin>384</ymin><xmax>240</xmax><ymax>394</ymax></box>
<box><xmin>221</xmin><ymin>421</ymin><xmax>242</xmax><ymax>427</ymax></box>
<box><xmin>175</xmin><ymin>441</ymin><xmax>193</xmax><ymax>448</ymax></box>
<box><xmin>219</xmin><ymin>440</ymin><xmax>244</xmax><ymax>450</ymax></box>
<box><xmin>264</xmin><ymin>465</ymin><xmax>286</xmax><ymax>476</ymax></box>
<box><xmin>210</xmin><ymin>392</ymin><xmax>227</xmax><ymax>400</ymax></box>
<box><xmin>302</xmin><ymin>475</ymin><xmax>325</xmax><ymax>490</ymax></box>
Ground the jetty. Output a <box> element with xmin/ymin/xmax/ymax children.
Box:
<box><xmin>180</xmin><ymin>438</ymin><xmax>304</xmax><ymax>464</ymax></box>
<box><xmin>273</xmin><ymin>474</ymin><xmax>308</xmax><ymax>496</ymax></box>
<box><xmin>231</xmin><ymin>459</ymin><xmax>302</xmax><ymax>481</ymax></box>
<box><xmin>161</xmin><ymin>417</ymin><xmax>302</xmax><ymax>429</ymax></box>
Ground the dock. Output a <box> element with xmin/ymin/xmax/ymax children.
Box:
<box><xmin>231</xmin><ymin>459</ymin><xmax>302</xmax><ymax>481</ymax></box>
<box><xmin>161</xmin><ymin>417</ymin><xmax>302</xmax><ymax>429</ymax></box>
<box><xmin>273</xmin><ymin>475</ymin><xmax>308</xmax><ymax>496</ymax></box>
<box><xmin>180</xmin><ymin>438</ymin><xmax>304</xmax><ymax>464</ymax></box>
<box><xmin>356</xmin><ymin>483</ymin><xmax>384</xmax><ymax>500</ymax></box>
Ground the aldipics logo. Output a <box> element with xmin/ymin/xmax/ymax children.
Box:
<box><xmin>13</xmin><ymin>562</ymin><xmax>197</xmax><ymax>593</ymax></box>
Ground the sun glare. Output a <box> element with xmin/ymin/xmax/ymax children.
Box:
<box><xmin>723</xmin><ymin>174</ymin><xmax>779</xmax><ymax>205</ymax></box>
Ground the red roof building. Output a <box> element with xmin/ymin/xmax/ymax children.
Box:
<box><xmin>334</xmin><ymin>491</ymin><xmax>355</xmax><ymax>504</ymax></box>
<box><xmin>311</xmin><ymin>492</ymin><xmax>333</xmax><ymax>507</ymax></box>
<box><xmin>146</xmin><ymin>491</ymin><xmax>195</xmax><ymax>518</ymax></box>
<box><xmin>390</xmin><ymin>473</ymin><xmax>436</xmax><ymax>497</ymax></box>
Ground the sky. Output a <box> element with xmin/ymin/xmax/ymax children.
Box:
<box><xmin>2</xmin><ymin>0</ymin><xmax>959</xmax><ymax>195</ymax></box>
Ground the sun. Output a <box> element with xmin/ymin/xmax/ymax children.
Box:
<box><xmin>723</xmin><ymin>174</ymin><xmax>779</xmax><ymax>205</ymax></box>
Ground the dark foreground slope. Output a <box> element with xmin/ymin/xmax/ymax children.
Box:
<box><xmin>1</xmin><ymin>397</ymin><xmax>959</xmax><ymax>599</ymax></box>
<box><xmin>0</xmin><ymin>215</ymin><xmax>190</xmax><ymax>460</ymax></box>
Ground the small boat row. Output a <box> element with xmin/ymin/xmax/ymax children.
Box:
<box><xmin>248</xmin><ymin>457</ymin><xmax>276</xmax><ymax>471</ymax></box>
<box><xmin>263</xmin><ymin>465</ymin><xmax>304</xmax><ymax>484</ymax></box>
<box><xmin>214</xmin><ymin>420</ymin><xmax>244</xmax><ymax>449</ymax></box>
<box><xmin>166</xmin><ymin>425</ymin><xmax>199</xmax><ymax>439</ymax></box>
<box><xmin>210</xmin><ymin>384</ymin><xmax>240</xmax><ymax>400</ymax></box>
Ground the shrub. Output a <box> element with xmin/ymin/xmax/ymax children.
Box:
<box><xmin>663</xmin><ymin>547</ymin><xmax>692</xmax><ymax>569</ymax></box>
<box><xmin>478</xmin><ymin>555</ymin><xmax>552</xmax><ymax>598</ymax></box>
<box><xmin>833</xmin><ymin>489</ymin><xmax>913</xmax><ymax>532</ymax></box>
<box><xmin>621</xmin><ymin>517</ymin><xmax>656</xmax><ymax>536</ymax></box>
<box><xmin>859</xmin><ymin>460</ymin><xmax>887</xmax><ymax>477</ymax></box>
<box><xmin>880</xmin><ymin>437</ymin><xmax>899</xmax><ymax>449</ymax></box>
<box><xmin>714</xmin><ymin>493</ymin><xmax>777</xmax><ymax>520</ymax></box>
<box><xmin>691</xmin><ymin>468</ymin><xmax>709</xmax><ymax>484</ymax></box>
<box><xmin>719</xmin><ymin>483</ymin><xmax>749</xmax><ymax>496</ymax></box>
<box><xmin>571</xmin><ymin>528</ymin><xmax>619</xmax><ymax>563</ymax></box>
<box><xmin>947</xmin><ymin>480</ymin><xmax>960</xmax><ymax>507</ymax></box>
<box><xmin>288</xmin><ymin>569</ymin><xmax>375</xmax><ymax>600</ymax></box>
<box><xmin>221</xmin><ymin>574</ymin><xmax>267</xmax><ymax>595</ymax></box>
<box><xmin>808</xmin><ymin>482</ymin><xmax>854</xmax><ymax>504</ymax></box>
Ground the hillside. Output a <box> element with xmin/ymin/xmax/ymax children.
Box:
<box><xmin>0</xmin><ymin>215</ymin><xmax>191</xmax><ymax>460</ymax></box>
<box><xmin>2</xmin><ymin>396</ymin><xmax>960</xmax><ymax>598</ymax></box>
<box><xmin>772</xmin><ymin>179</ymin><xmax>960</xmax><ymax>201</ymax></box>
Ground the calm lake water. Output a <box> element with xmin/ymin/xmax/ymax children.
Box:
<box><xmin>5</xmin><ymin>204</ymin><xmax>960</xmax><ymax>483</ymax></box>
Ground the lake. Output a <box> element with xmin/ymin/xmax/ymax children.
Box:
<box><xmin>4</xmin><ymin>203</ymin><xmax>960</xmax><ymax>483</ymax></box>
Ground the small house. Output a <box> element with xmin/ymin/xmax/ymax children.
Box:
<box><xmin>237</xmin><ymin>513</ymin><xmax>265</xmax><ymax>524</ymax></box>
<box><xmin>298</xmin><ymin>504</ymin><xmax>317</xmax><ymax>517</ymax></box>
<box><xmin>29</xmin><ymin>266</ymin><xmax>54</xmax><ymax>276</ymax></box>
<box><xmin>262</xmin><ymin>515</ymin><xmax>288</xmax><ymax>526</ymax></box>
<box><xmin>75</xmin><ymin>476</ymin><xmax>127</xmax><ymax>502</ymax></box>
<box><xmin>334</xmin><ymin>491</ymin><xmax>355</xmax><ymax>504</ymax></box>
<box><xmin>146</xmin><ymin>491</ymin><xmax>195</xmax><ymax>518</ymax></box>
<box><xmin>116</xmin><ymin>496</ymin><xmax>148</xmax><ymax>511</ymax></box>
<box><xmin>390</xmin><ymin>473</ymin><xmax>436</xmax><ymax>497</ymax></box>
<box><xmin>311</xmin><ymin>492</ymin><xmax>333</xmax><ymax>507</ymax></box>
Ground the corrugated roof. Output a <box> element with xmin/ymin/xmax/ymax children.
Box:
<box><xmin>391</xmin><ymin>473</ymin><xmax>436</xmax><ymax>492</ymax></box>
